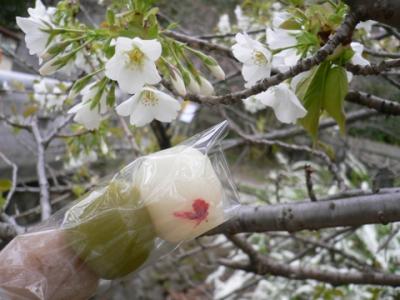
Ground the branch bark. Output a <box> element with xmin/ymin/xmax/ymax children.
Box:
<box><xmin>221</xmin><ymin>251</ymin><xmax>400</xmax><ymax>286</ymax></box>
<box><xmin>344</xmin><ymin>0</ymin><xmax>400</xmax><ymax>29</ymax></box>
<box><xmin>346</xmin><ymin>91</ymin><xmax>400</xmax><ymax>115</ymax></box>
<box><xmin>31</xmin><ymin>121</ymin><xmax>51</xmax><ymax>221</ymax></box>
<box><xmin>208</xmin><ymin>189</ymin><xmax>400</xmax><ymax>235</ymax></box>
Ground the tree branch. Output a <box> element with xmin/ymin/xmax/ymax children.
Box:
<box><xmin>163</xmin><ymin>30</ymin><xmax>235</xmax><ymax>59</ymax></box>
<box><xmin>208</xmin><ymin>189</ymin><xmax>400</xmax><ymax>235</ymax></box>
<box><xmin>346</xmin><ymin>90</ymin><xmax>400</xmax><ymax>115</ymax></box>
<box><xmin>344</xmin><ymin>0</ymin><xmax>400</xmax><ymax>29</ymax></box>
<box><xmin>31</xmin><ymin>121</ymin><xmax>51</xmax><ymax>220</ymax></box>
<box><xmin>0</xmin><ymin>152</ymin><xmax>18</xmax><ymax>211</ymax></box>
<box><xmin>221</xmin><ymin>249</ymin><xmax>400</xmax><ymax>286</ymax></box>
<box><xmin>346</xmin><ymin>58</ymin><xmax>400</xmax><ymax>76</ymax></box>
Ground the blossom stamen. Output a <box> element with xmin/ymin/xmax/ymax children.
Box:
<box><xmin>252</xmin><ymin>50</ymin><xmax>268</xmax><ymax>66</ymax></box>
<box><xmin>125</xmin><ymin>47</ymin><xmax>145</xmax><ymax>68</ymax></box>
<box><xmin>140</xmin><ymin>90</ymin><xmax>159</xmax><ymax>106</ymax></box>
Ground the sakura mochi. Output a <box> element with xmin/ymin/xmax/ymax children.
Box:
<box><xmin>135</xmin><ymin>146</ymin><xmax>225</xmax><ymax>243</ymax></box>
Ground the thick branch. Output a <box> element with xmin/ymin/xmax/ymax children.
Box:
<box><xmin>208</xmin><ymin>189</ymin><xmax>400</xmax><ymax>235</ymax></box>
<box><xmin>346</xmin><ymin>91</ymin><xmax>400</xmax><ymax>115</ymax></box>
<box><xmin>344</xmin><ymin>0</ymin><xmax>400</xmax><ymax>29</ymax></box>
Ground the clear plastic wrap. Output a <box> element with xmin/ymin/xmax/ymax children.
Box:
<box><xmin>0</xmin><ymin>121</ymin><xmax>240</xmax><ymax>300</ymax></box>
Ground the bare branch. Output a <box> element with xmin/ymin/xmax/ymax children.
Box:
<box><xmin>344</xmin><ymin>0</ymin><xmax>400</xmax><ymax>29</ymax></box>
<box><xmin>220</xmin><ymin>107</ymin><xmax>344</xmax><ymax>187</ymax></box>
<box><xmin>365</xmin><ymin>48</ymin><xmax>400</xmax><ymax>59</ymax></box>
<box><xmin>304</xmin><ymin>165</ymin><xmax>317</xmax><ymax>202</ymax></box>
<box><xmin>347</xmin><ymin>58</ymin><xmax>400</xmax><ymax>76</ymax></box>
<box><xmin>346</xmin><ymin>90</ymin><xmax>400</xmax><ymax>115</ymax></box>
<box><xmin>221</xmin><ymin>109</ymin><xmax>378</xmax><ymax>151</ymax></box>
<box><xmin>221</xmin><ymin>249</ymin><xmax>400</xmax><ymax>286</ymax></box>
<box><xmin>163</xmin><ymin>30</ymin><xmax>235</xmax><ymax>59</ymax></box>
<box><xmin>0</xmin><ymin>152</ymin><xmax>18</xmax><ymax>211</ymax></box>
<box><xmin>207</xmin><ymin>189</ymin><xmax>400</xmax><ymax>235</ymax></box>
<box><xmin>31</xmin><ymin>120</ymin><xmax>51</xmax><ymax>220</ymax></box>
<box><xmin>196</xmin><ymin>28</ymin><xmax>265</xmax><ymax>40</ymax></box>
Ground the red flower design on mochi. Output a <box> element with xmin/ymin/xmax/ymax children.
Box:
<box><xmin>173</xmin><ymin>199</ymin><xmax>209</xmax><ymax>226</ymax></box>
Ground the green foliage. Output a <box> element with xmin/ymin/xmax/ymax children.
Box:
<box><xmin>296</xmin><ymin>61</ymin><xmax>349</xmax><ymax>141</ymax></box>
<box><xmin>0</xmin><ymin>179</ymin><xmax>12</xmax><ymax>192</ymax></box>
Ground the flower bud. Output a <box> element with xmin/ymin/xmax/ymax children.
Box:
<box><xmin>199</xmin><ymin>77</ymin><xmax>214</xmax><ymax>96</ymax></box>
<box><xmin>208</xmin><ymin>64</ymin><xmax>225</xmax><ymax>81</ymax></box>
<box><xmin>187</xmin><ymin>75</ymin><xmax>201</xmax><ymax>95</ymax></box>
<box><xmin>39</xmin><ymin>57</ymin><xmax>61</xmax><ymax>76</ymax></box>
<box><xmin>170</xmin><ymin>69</ymin><xmax>186</xmax><ymax>96</ymax></box>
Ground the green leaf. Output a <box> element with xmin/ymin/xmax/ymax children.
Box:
<box><xmin>298</xmin><ymin>62</ymin><xmax>330</xmax><ymax>141</ymax></box>
<box><xmin>72</xmin><ymin>73</ymin><xmax>95</xmax><ymax>94</ymax></box>
<box><xmin>106</xmin><ymin>83</ymin><xmax>116</xmax><ymax>107</ymax></box>
<box><xmin>0</xmin><ymin>179</ymin><xmax>12</xmax><ymax>192</ymax></box>
<box><xmin>280</xmin><ymin>18</ymin><xmax>301</xmax><ymax>30</ymax></box>
<box><xmin>297</xmin><ymin>62</ymin><xmax>348</xmax><ymax>142</ymax></box>
<box><xmin>23</xmin><ymin>105</ymin><xmax>38</xmax><ymax>118</ymax></box>
<box><xmin>143</xmin><ymin>7</ymin><xmax>159</xmax><ymax>22</ymax></box>
<box><xmin>323</xmin><ymin>65</ymin><xmax>348</xmax><ymax>135</ymax></box>
<box><xmin>0</xmin><ymin>195</ymin><xmax>5</xmax><ymax>210</ymax></box>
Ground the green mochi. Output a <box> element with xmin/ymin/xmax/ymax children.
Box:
<box><xmin>64</xmin><ymin>181</ymin><xmax>156</xmax><ymax>279</ymax></box>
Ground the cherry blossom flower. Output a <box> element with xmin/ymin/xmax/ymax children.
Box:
<box><xmin>266</xmin><ymin>28</ymin><xmax>300</xmax><ymax>72</ymax></box>
<box><xmin>217</xmin><ymin>14</ymin><xmax>231</xmax><ymax>34</ymax></box>
<box><xmin>232</xmin><ymin>33</ymin><xmax>272</xmax><ymax>88</ymax></box>
<box><xmin>350</xmin><ymin>42</ymin><xmax>370</xmax><ymax>66</ymax></box>
<box><xmin>242</xmin><ymin>96</ymin><xmax>267</xmax><ymax>113</ymax></box>
<box><xmin>115</xmin><ymin>87</ymin><xmax>181</xmax><ymax>127</ymax></box>
<box><xmin>234</xmin><ymin>6</ymin><xmax>251</xmax><ymax>31</ymax></box>
<box><xmin>105</xmin><ymin>37</ymin><xmax>162</xmax><ymax>94</ymax></box>
<box><xmin>68</xmin><ymin>83</ymin><xmax>108</xmax><ymax>130</ymax></box>
<box><xmin>16</xmin><ymin>0</ymin><xmax>55</xmax><ymax>58</ymax></box>
<box><xmin>33</xmin><ymin>80</ymin><xmax>69</xmax><ymax>110</ymax></box>
<box><xmin>253</xmin><ymin>83</ymin><xmax>307</xmax><ymax>123</ymax></box>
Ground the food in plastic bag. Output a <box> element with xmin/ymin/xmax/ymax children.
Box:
<box><xmin>0</xmin><ymin>121</ymin><xmax>240</xmax><ymax>300</ymax></box>
<box><xmin>137</xmin><ymin>145</ymin><xmax>225</xmax><ymax>243</ymax></box>
<box><xmin>0</xmin><ymin>229</ymin><xmax>99</xmax><ymax>300</ymax></box>
<box><xmin>64</xmin><ymin>181</ymin><xmax>156</xmax><ymax>279</ymax></box>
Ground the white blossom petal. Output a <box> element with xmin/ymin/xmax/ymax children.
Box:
<box><xmin>68</xmin><ymin>83</ymin><xmax>107</xmax><ymax>130</ymax></box>
<box><xmin>266</xmin><ymin>28</ymin><xmax>298</xmax><ymax>50</ymax></box>
<box><xmin>242</xmin><ymin>96</ymin><xmax>266</xmax><ymax>113</ymax></box>
<box><xmin>104</xmin><ymin>37</ymin><xmax>162</xmax><ymax>94</ymax></box>
<box><xmin>135</xmin><ymin>38</ymin><xmax>162</xmax><ymax>61</ymax></box>
<box><xmin>116</xmin><ymin>87</ymin><xmax>181</xmax><ymax>127</ymax></box>
<box><xmin>351</xmin><ymin>42</ymin><xmax>370</xmax><ymax>66</ymax></box>
<box><xmin>256</xmin><ymin>83</ymin><xmax>306</xmax><ymax>123</ymax></box>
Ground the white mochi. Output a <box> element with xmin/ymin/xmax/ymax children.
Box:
<box><xmin>135</xmin><ymin>146</ymin><xmax>224</xmax><ymax>243</ymax></box>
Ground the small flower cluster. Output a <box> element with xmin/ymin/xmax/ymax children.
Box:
<box><xmin>231</xmin><ymin>7</ymin><xmax>370</xmax><ymax>124</ymax></box>
<box><xmin>17</xmin><ymin>0</ymin><xmax>225</xmax><ymax>130</ymax></box>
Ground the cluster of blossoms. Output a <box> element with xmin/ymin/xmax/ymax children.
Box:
<box><xmin>17</xmin><ymin>0</ymin><xmax>225</xmax><ymax>130</ymax></box>
<box><xmin>230</xmin><ymin>9</ymin><xmax>371</xmax><ymax>124</ymax></box>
